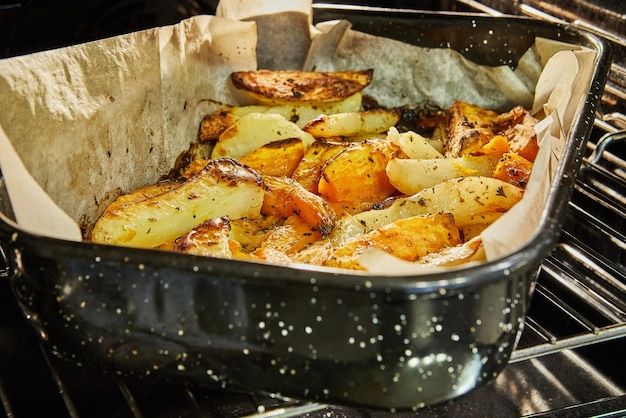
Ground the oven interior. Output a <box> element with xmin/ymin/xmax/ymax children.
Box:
<box><xmin>1</xmin><ymin>0</ymin><xmax>625</xmax><ymax>417</ymax></box>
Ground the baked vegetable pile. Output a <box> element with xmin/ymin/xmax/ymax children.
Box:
<box><xmin>90</xmin><ymin>69</ymin><xmax>538</xmax><ymax>271</ymax></box>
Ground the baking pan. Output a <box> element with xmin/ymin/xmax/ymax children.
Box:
<box><xmin>0</xmin><ymin>6</ymin><xmax>611</xmax><ymax>410</ymax></box>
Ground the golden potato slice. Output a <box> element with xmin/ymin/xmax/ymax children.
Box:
<box><xmin>230</xmin><ymin>69</ymin><xmax>373</xmax><ymax>105</ymax></box>
<box><xmin>90</xmin><ymin>158</ymin><xmax>265</xmax><ymax>248</ymax></box>
<box><xmin>386</xmin><ymin>154</ymin><xmax>501</xmax><ymax>195</ymax></box>
<box><xmin>239</xmin><ymin>137</ymin><xmax>304</xmax><ymax>177</ymax></box>
<box><xmin>330</xmin><ymin>176</ymin><xmax>523</xmax><ymax>246</ymax></box>
<box><xmin>211</xmin><ymin>113</ymin><xmax>315</xmax><ymax>160</ymax></box>
<box><xmin>318</xmin><ymin>139</ymin><xmax>400</xmax><ymax>204</ymax></box>
<box><xmin>302</xmin><ymin>108</ymin><xmax>400</xmax><ymax>139</ymax></box>
<box><xmin>261</xmin><ymin>175</ymin><xmax>336</xmax><ymax>235</ymax></box>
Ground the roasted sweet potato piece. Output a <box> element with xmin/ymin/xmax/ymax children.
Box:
<box><xmin>492</xmin><ymin>152</ymin><xmax>534</xmax><ymax>189</ymax></box>
<box><xmin>261</xmin><ymin>175</ymin><xmax>336</xmax><ymax>235</ymax></box>
<box><xmin>239</xmin><ymin>137</ymin><xmax>304</xmax><ymax>177</ymax></box>
<box><xmin>317</xmin><ymin>139</ymin><xmax>400</xmax><ymax>204</ymax></box>
<box><xmin>475</xmin><ymin>134</ymin><xmax>510</xmax><ymax>157</ymax></box>
<box><xmin>294</xmin><ymin>213</ymin><xmax>462</xmax><ymax>270</ymax></box>
<box><xmin>291</xmin><ymin>140</ymin><xmax>349</xmax><ymax>193</ymax></box>
<box><xmin>90</xmin><ymin>158</ymin><xmax>265</xmax><ymax>248</ymax></box>
<box><xmin>230</xmin><ymin>69</ymin><xmax>373</xmax><ymax>104</ymax></box>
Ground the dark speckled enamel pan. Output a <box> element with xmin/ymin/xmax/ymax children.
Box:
<box><xmin>0</xmin><ymin>6</ymin><xmax>611</xmax><ymax>410</ymax></box>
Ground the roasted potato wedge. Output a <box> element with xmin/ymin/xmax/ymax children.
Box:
<box><xmin>302</xmin><ymin>108</ymin><xmax>400</xmax><ymax>138</ymax></box>
<box><xmin>330</xmin><ymin>176</ymin><xmax>523</xmax><ymax>246</ymax></box>
<box><xmin>417</xmin><ymin>236</ymin><xmax>485</xmax><ymax>267</ymax></box>
<box><xmin>198</xmin><ymin>93</ymin><xmax>364</xmax><ymax>142</ymax></box>
<box><xmin>386</xmin><ymin>154</ymin><xmax>501</xmax><ymax>195</ymax></box>
<box><xmin>387</xmin><ymin>127</ymin><xmax>444</xmax><ymax>159</ymax></box>
<box><xmin>257</xmin><ymin>215</ymin><xmax>323</xmax><ymax>255</ymax></box>
<box><xmin>230</xmin><ymin>69</ymin><xmax>373</xmax><ymax>105</ymax></box>
<box><xmin>294</xmin><ymin>213</ymin><xmax>461</xmax><ymax>270</ymax></box>
<box><xmin>211</xmin><ymin>113</ymin><xmax>315</xmax><ymax>160</ymax></box>
<box><xmin>229</xmin><ymin>215</ymin><xmax>284</xmax><ymax>253</ymax></box>
<box><xmin>198</xmin><ymin>105</ymin><xmax>267</xmax><ymax>143</ymax></box>
<box><xmin>90</xmin><ymin>158</ymin><xmax>265</xmax><ymax>248</ymax></box>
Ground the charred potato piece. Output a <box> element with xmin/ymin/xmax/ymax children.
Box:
<box><xmin>231</xmin><ymin>69</ymin><xmax>373</xmax><ymax>105</ymax></box>
<box><xmin>444</xmin><ymin>101</ymin><xmax>499</xmax><ymax>158</ymax></box>
<box><xmin>495</xmin><ymin>106</ymin><xmax>539</xmax><ymax>162</ymax></box>
<box><xmin>90</xmin><ymin>158</ymin><xmax>265</xmax><ymax>248</ymax></box>
<box><xmin>198</xmin><ymin>105</ymin><xmax>267</xmax><ymax>143</ymax></box>
<box><xmin>173</xmin><ymin>217</ymin><xmax>233</xmax><ymax>258</ymax></box>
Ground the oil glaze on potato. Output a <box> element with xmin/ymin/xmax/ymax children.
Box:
<box><xmin>90</xmin><ymin>159</ymin><xmax>265</xmax><ymax>248</ymax></box>
<box><xmin>211</xmin><ymin>113</ymin><xmax>315</xmax><ymax>160</ymax></box>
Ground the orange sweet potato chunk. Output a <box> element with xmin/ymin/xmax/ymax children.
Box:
<box><xmin>492</xmin><ymin>152</ymin><xmax>534</xmax><ymax>189</ymax></box>
<box><xmin>317</xmin><ymin>139</ymin><xmax>400</xmax><ymax>204</ymax></box>
<box><xmin>239</xmin><ymin>137</ymin><xmax>304</xmax><ymax>177</ymax></box>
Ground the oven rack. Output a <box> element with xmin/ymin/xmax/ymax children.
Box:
<box><xmin>512</xmin><ymin>132</ymin><xmax>626</xmax><ymax>362</ymax></box>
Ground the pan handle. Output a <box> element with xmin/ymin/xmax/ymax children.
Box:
<box><xmin>590</xmin><ymin>130</ymin><xmax>626</xmax><ymax>164</ymax></box>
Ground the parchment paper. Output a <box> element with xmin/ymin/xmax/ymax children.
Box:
<box><xmin>0</xmin><ymin>0</ymin><xmax>598</xmax><ymax>274</ymax></box>
<box><xmin>0</xmin><ymin>15</ymin><xmax>257</xmax><ymax>240</ymax></box>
